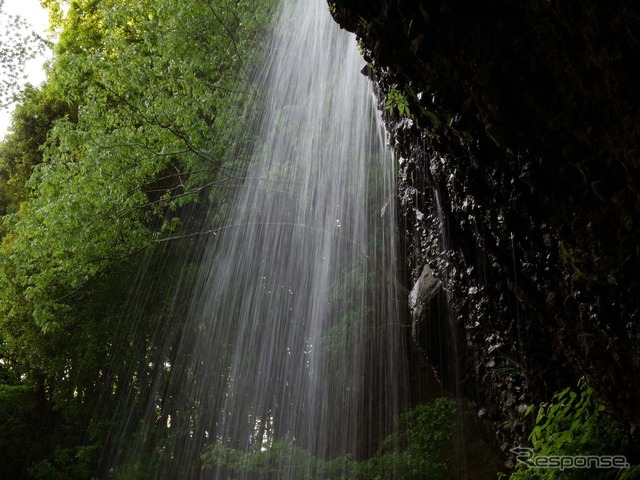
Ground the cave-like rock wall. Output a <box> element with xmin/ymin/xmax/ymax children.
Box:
<box><xmin>329</xmin><ymin>0</ymin><xmax>640</xmax><ymax>458</ymax></box>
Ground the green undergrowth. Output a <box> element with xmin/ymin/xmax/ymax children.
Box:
<box><xmin>201</xmin><ymin>396</ymin><xmax>456</xmax><ymax>479</ymax></box>
<box><xmin>509</xmin><ymin>381</ymin><xmax>639</xmax><ymax>480</ymax></box>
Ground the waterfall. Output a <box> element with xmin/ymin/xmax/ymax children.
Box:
<box><xmin>106</xmin><ymin>0</ymin><xmax>408</xmax><ymax>477</ymax></box>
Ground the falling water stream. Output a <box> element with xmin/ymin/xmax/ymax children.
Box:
<box><xmin>107</xmin><ymin>0</ymin><xmax>408</xmax><ymax>477</ymax></box>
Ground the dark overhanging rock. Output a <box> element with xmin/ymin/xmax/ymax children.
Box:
<box><xmin>409</xmin><ymin>265</ymin><xmax>441</xmax><ymax>331</ymax></box>
<box><xmin>329</xmin><ymin>0</ymin><xmax>640</xmax><ymax>466</ymax></box>
<box><xmin>408</xmin><ymin>265</ymin><xmax>451</xmax><ymax>386</ymax></box>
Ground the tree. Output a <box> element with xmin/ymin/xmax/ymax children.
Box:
<box><xmin>0</xmin><ymin>85</ymin><xmax>69</xmax><ymax>220</ymax></box>
<box><xmin>0</xmin><ymin>0</ymin><xmax>276</xmax><ymax>477</ymax></box>
<box><xmin>0</xmin><ymin>0</ymin><xmax>49</xmax><ymax>107</ymax></box>
<box><xmin>2</xmin><ymin>0</ymin><xmax>274</xmax><ymax>331</ymax></box>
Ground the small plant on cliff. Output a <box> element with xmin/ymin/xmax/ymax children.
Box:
<box><xmin>385</xmin><ymin>89</ymin><xmax>410</xmax><ymax>117</ymax></box>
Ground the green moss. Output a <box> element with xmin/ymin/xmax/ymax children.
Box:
<box><xmin>558</xmin><ymin>241</ymin><xmax>587</xmax><ymax>283</ymax></box>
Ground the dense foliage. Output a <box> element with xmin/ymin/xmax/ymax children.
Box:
<box><xmin>510</xmin><ymin>382</ymin><xmax>639</xmax><ymax>480</ymax></box>
<box><xmin>0</xmin><ymin>0</ymin><xmax>273</xmax><ymax>477</ymax></box>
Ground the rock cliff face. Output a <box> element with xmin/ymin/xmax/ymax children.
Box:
<box><xmin>329</xmin><ymin>0</ymin><xmax>640</xmax><ymax>464</ymax></box>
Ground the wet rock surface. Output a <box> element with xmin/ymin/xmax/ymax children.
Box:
<box><xmin>330</xmin><ymin>0</ymin><xmax>640</xmax><ymax>467</ymax></box>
